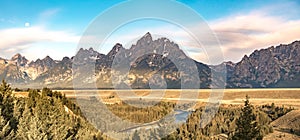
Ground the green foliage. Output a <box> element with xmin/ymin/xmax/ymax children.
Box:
<box><xmin>0</xmin><ymin>80</ymin><xmax>107</xmax><ymax>140</ymax></box>
<box><xmin>256</xmin><ymin>111</ymin><xmax>273</xmax><ymax>138</ymax></box>
<box><xmin>232</xmin><ymin>95</ymin><xmax>259</xmax><ymax>140</ymax></box>
<box><xmin>161</xmin><ymin>96</ymin><xmax>283</xmax><ymax>140</ymax></box>
<box><xmin>17</xmin><ymin>89</ymin><xmax>105</xmax><ymax>139</ymax></box>
<box><xmin>261</xmin><ymin>103</ymin><xmax>293</xmax><ymax>121</ymax></box>
<box><xmin>0</xmin><ymin>80</ymin><xmax>17</xmax><ymax>139</ymax></box>
<box><xmin>14</xmin><ymin>88</ymin><xmax>22</xmax><ymax>92</ymax></box>
<box><xmin>0</xmin><ymin>80</ymin><xmax>14</xmax><ymax>120</ymax></box>
<box><xmin>106</xmin><ymin>101</ymin><xmax>174</xmax><ymax>123</ymax></box>
<box><xmin>41</xmin><ymin>87</ymin><xmax>83</xmax><ymax>116</ymax></box>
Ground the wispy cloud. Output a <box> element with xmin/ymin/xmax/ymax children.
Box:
<box><xmin>0</xmin><ymin>7</ymin><xmax>81</xmax><ymax>60</ymax></box>
<box><xmin>144</xmin><ymin>3</ymin><xmax>300</xmax><ymax>65</ymax></box>
<box><xmin>38</xmin><ymin>8</ymin><xmax>61</xmax><ymax>25</ymax></box>
<box><xmin>77</xmin><ymin>6</ymin><xmax>300</xmax><ymax>65</ymax></box>
<box><xmin>0</xmin><ymin>18</ymin><xmax>17</xmax><ymax>24</ymax></box>
<box><xmin>39</xmin><ymin>8</ymin><xmax>60</xmax><ymax>19</ymax></box>
<box><xmin>0</xmin><ymin>26</ymin><xmax>79</xmax><ymax>59</ymax></box>
<box><xmin>210</xmin><ymin>10</ymin><xmax>300</xmax><ymax>63</ymax></box>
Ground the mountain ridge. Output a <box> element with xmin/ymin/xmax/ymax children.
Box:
<box><xmin>0</xmin><ymin>33</ymin><xmax>299</xmax><ymax>88</ymax></box>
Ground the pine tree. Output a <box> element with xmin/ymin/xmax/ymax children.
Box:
<box><xmin>233</xmin><ymin>95</ymin><xmax>259</xmax><ymax>140</ymax></box>
<box><xmin>0</xmin><ymin>80</ymin><xmax>14</xmax><ymax>121</ymax></box>
<box><xmin>0</xmin><ymin>109</ymin><xmax>12</xmax><ymax>138</ymax></box>
<box><xmin>0</xmin><ymin>80</ymin><xmax>17</xmax><ymax>138</ymax></box>
<box><xmin>17</xmin><ymin>105</ymin><xmax>48</xmax><ymax>140</ymax></box>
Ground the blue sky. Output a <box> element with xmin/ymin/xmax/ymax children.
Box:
<box><xmin>1</xmin><ymin>0</ymin><xmax>300</xmax><ymax>64</ymax></box>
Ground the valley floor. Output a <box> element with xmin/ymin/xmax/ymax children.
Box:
<box><xmin>49</xmin><ymin>88</ymin><xmax>300</xmax><ymax>109</ymax></box>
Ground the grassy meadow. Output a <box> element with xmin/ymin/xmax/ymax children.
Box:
<box><xmin>47</xmin><ymin>88</ymin><xmax>300</xmax><ymax>109</ymax></box>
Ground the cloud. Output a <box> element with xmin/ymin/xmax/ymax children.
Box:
<box><xmin>80</xmin><ymin>6</ymin><xmax>300</xmax><ymax>65</ymax></box>
<box><xmin>210</xmin><ymin>11</ymin><xmax>300</xmax><ymax>63</ymax></box>
<box><xmin>2</xmin><ymin>4</ymin><xmax>298</xmax><ymax>65</ymax></box>
<box><xmin>36</xmin><ymin>8</ymin><xmax>61</xmax><ymax>26</ymax></box>
<box><xmin>0</xmin><ymin>18</ymin><xmax>17</xmax><ymax>24</ymax></box>
<box><xmin>0</xmin><ymin>26</ymin><xmax>80</xmax><ymax>59</ymax></box>
<box><xmin>39</xmin><ymin>8</ymin><xmax>60</xmax><ymax>19</ymax></box>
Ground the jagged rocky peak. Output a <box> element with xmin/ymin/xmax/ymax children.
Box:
<box><xmin>135</xmin><ymin>32</ymin><xmax>153</xmax><ymax>46</ymax></box>
<box><xmin>27</xmin><ymin>55</ymin><xmax>55</xmax><ymax>68</ymax></box>
<box><xmin>292</xmin><ymin>40</ymin><xmax>300</xmax><ymax>46</ymax></box>
<box><xmin>88</xmin><ymin>47</ymin><xmax>94</xmax><ymax>52</ymax></box>
<box><xmin>114</xmin><ymin>43</ymin><xmax>124</xmax><ymax>50</ymax></box>
<box><xmin>78</xmin><ymin>48</ymin><xmax>84</xmax><ymax>53</ymax></box>
<box><xmin>155</xmin><ymin>37</ymin><xmax>180</xmax><ymax>51</ymax></box>
<box><xmin>41</xmin><ymin>55</ymin><xmax>55</xmax><ymax>65</ymax></box>
<box><xmin>87</xmin><ymin>47</ymin><xmax>101</xmax><ymax>55</ymax></box>
<box><xmin>76</xmin><ymin>47</ymin><xmax>99</xmax><ymax>57</ymax></box>
<box><xmin>30</xmin><ymin>58</ymin><xmax>41</xmax><ymax>65</ymax></box>
<box><xmin>11</xmin><ymin>53</ymin><xmax>22</xmax><ymax>60</ymax></box>
<box><xmin>127</xmin><ymin>32</ymin><xmax>187</xmax><ymax>62</ymax></box>
<box><xmin>143</xmin><ymin>32</ymin><xmax>152</xmax><ymax>41</ymax></box>
<box><xmin>62</xmin><ymin>56</ymin><xmax>71</xmax><ymax>62</ymax></box>
<box><xmin>43</xmin><ymin>55</ymin><xmax>53</xmax><ymax>61</ymax></box>
<box><xmin>42</xmin><ymin>55</ymin><xmax>55</xmax><ymax>66</ymax></box>
<box><xmin>107</xmin><ymin>43</ymin><xmax>124</xmax><ymax>56</ymax></box>
<box><xmin>77</xmin><ymin>48</ymin><xmax>91</xmax><ymax>55</ymax></box>
<box><xmin>73</xmin><ymin>47</ymin><xmax>103</xmax><ymax>65</ymax></box>
<box><xmin>11</xmin><ymin>53</ymin><xmax>28</xmax><ymax>66</ymax></box>
<box><xmin>77</xmin><ymin>48</ymin><xmax>87</xmax><ymax>54</ymax></box>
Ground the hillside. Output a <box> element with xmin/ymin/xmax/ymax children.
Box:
<box><xmin>271</xmin><ymin>110</ymin><xmax>300</xmax><ymax>134</ymax></box>
<box><xmin>226</xmin><ymin>41</ymin><xmax>300</xmax><ymax>88</ymax></box>
<box><xmin>264</xmin><ymin>110</ymin><xmax>300</xmax><ymax>139</ymax></box>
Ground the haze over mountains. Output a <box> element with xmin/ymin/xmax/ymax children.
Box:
<box><xmin>0</xmin><ymin>32</ymin><xmax>299</xmax><ymax>89</ymax></box>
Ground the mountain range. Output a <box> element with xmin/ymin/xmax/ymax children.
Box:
<box><xmin>0</xmin><ymin>32</ymin><xmax>299</xmax><ymax>89</ymax></box>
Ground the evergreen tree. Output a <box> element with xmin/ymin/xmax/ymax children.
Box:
<box><xmin>233</xmin><ymin>95</ymin><xmax>259</xmax><ymax>140</ymax></box>
<box><xmin>0</xmin><ymin>80</ymin><xmax>17</xmax><ymax>138</ymax></box>
<box><xmin>0</xmin><ymin>109</ymin><xmax>13</xmax><ymax>138</ymax></box>
<box><xmin>0</xmin><ymin>80</ymin><xmax>14</xmax><ymax>121</ymax></box>
<box><xmin>17</xmin><ymin>105</ymin><xmax>48</xmax><ymax>140</ymax></box>
<box><xmin>17</xmin><ymin>88</ymin><xmax>103</xmax><ymax>140</ymax></box>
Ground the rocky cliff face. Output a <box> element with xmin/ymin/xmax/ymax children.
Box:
<box><xmin>11</xmin><ymin>53</ymin><xmax>28</xmax><ymax>67</ymax></box>
<box><xmin>75</xmin><ymin>32</ymin><xmax>211</xmax><ymax>89</ymax></box>
<box><xmin>0</xmin><ymin>33</ymin><xmax>299</xmax><ymax>89</ymax></box>
<box><xmin>227</xmin><ymin>41</ymin><xmax>300</xmax><ymax>88</ymax></box>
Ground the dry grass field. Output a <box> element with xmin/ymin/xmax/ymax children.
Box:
<box><xmin>50</xmin><ymin>88</ymin><xmax>300</xmax><ymax>109</ymax></box>
<box><xmin>13</xmin><ymin>89</ymin><xmax>300</xmax><ymax>108</ymax></box>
